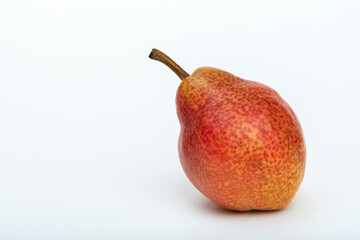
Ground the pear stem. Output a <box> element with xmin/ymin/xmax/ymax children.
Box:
<box><xmin>149</xmin><ymin>48</ymin><xmax>190</xmax><ymax>80</ymax></box>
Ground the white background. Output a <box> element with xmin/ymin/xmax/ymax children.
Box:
<box><xmin>1</xmin><ymin>0</ymin><xmax>360</xmax><ymax>239</ymax></box>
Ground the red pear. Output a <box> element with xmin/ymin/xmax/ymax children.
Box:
<box><xmin>149</xmin><ymin>49</ymin><xmax>306</xmax><ymax>211</ymax></box>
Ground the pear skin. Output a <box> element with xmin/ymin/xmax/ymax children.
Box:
<box><xmin>177</xmin><ymin>67</ymin><xmax>305</xmax><ymax>211</ymax></box>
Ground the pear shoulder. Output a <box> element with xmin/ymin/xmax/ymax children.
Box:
<box><xmin>178</xmin><ymin>67</ymin><xmax>293</xmax><ymax>119</ymax></box>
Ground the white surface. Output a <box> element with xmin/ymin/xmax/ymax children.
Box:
<box><xmin>1</xmin><ymin>0</ymin><xmax>360</xmax><ymax>239</ymax></box>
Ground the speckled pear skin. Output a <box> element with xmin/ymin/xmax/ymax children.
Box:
<box><xmin>176</xmin><ymin>67</ymin><xmax>306</xmax><ymax>211</ymax></box>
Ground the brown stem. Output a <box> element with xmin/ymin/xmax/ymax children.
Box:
<box><xmin>149</xmin><ymin>48</ymin><xmax>190</xmax><ymax>80</ymax></box>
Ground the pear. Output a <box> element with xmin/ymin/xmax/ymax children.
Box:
<box><xmin>149</xmin><ymin>49</ymin><xmax>306</xmax><ymax>211</ymax></box>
